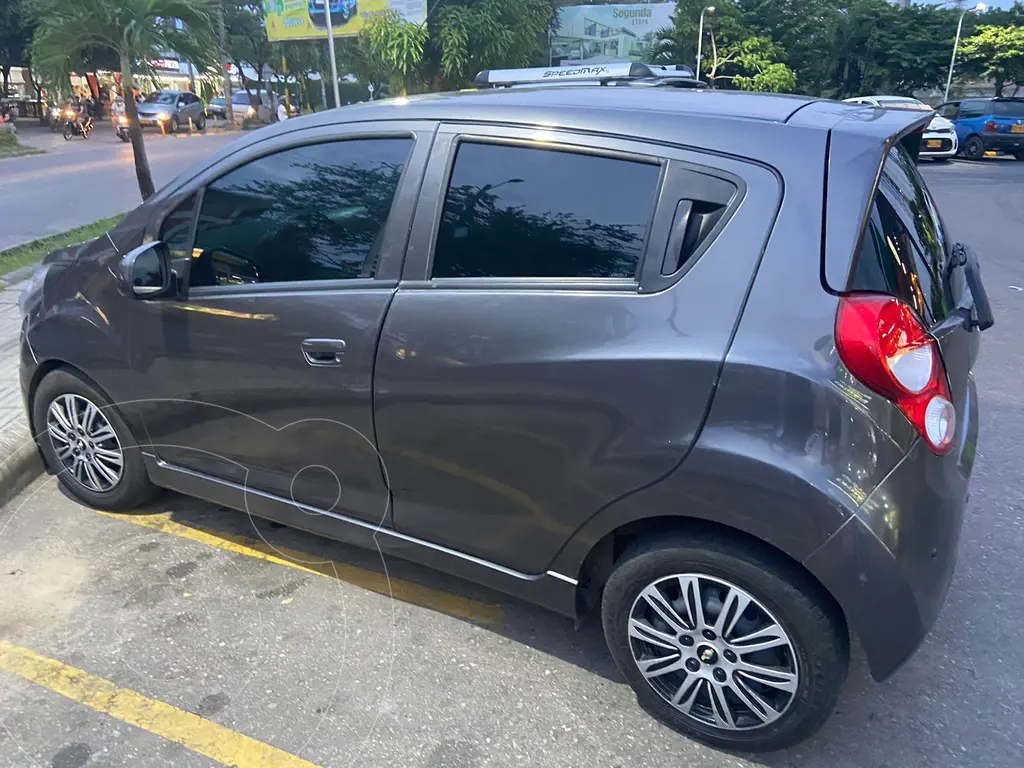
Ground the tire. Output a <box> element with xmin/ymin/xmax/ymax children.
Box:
<box><xmin>962</xmin><ymin>135</ymin><xmax>986</xmax><ymax>160</ymax></box>
<box><xmin>170</xmin><ymin>115</ymin><xmax>179</xmax><ymax>134</ymax></box>
<box><xmin>33</xmin><ymin>369</ymin><xmax>159</xmax><ymax>511</ymax></box>
<box><xmin>601</xmin><ymin>532</ymin><xmax>849</xmax><ymax>752</ymax></box>
<box><xmin>62</xmin><ymin>122</ymin><xmax>72</xmax><ymax>141</ymax></box>
<box><xmin>196</xmin><ymin>113</ymin><xmax>206</xmax><ymax>131</ymax></box>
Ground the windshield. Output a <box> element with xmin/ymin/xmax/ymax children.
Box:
<box><xmin>144</xmin><ymin>92</ymin><xmax>178</xmax><ymax>105</ymax></box>
<box><xmin>993</xmin><ymin>100</ymin><xmax>1024</xmax><ymax>117</ymax></box>
<box><xmin>233</xmin><ymin>92</ymin><xmax>254</xmax><ymax>104</ymax></box>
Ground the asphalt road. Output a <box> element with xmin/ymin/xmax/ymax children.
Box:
<box><xmin>0</xmin><ymin>126</ymin><xmax>237</xmax><ymax>251</ymax></box>
<box><xmin>0</xmin><ymin>159</ymin><xmax>1022</xmax><ymax>768</ymax></box>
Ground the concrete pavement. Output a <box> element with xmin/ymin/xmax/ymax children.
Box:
<box><xmin>0</xmin><ymin>124</ymin><xmax>237</xmax><ymax>251</ymax></box>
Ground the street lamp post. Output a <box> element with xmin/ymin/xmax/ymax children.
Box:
<box><xmin>944</xmin><ymin>2</ymin><xmax>986</xmax><ymax>103</ymax></box>
<box><xmin>321</xmin><ymin>1</ymin><xmax>342</xmax><ymax>109</ymax></box>
<box><xmin>696</xmin><ymin>6</ymin><xmax>716</xmax><ymax>83</ymax></box>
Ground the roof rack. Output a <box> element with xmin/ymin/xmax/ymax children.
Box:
<box><xmin>473</xmin><ymin>62</ymin><xmax>707</xmax><ymax>90</ymax></box>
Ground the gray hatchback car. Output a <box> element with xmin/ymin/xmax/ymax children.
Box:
<box><xmin>19</xmin><ymin>64</ymin><xmax>992</xmax><ymax>751</ymax></box>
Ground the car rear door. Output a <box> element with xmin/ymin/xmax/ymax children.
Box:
<box><xmin>373</xmin><ymin>123</ymin><xmax>782</xmax><ymax>575</ymax></box>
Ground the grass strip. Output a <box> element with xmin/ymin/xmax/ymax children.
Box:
<box><xmin>0</xmin><ymin>215</ymin><xmax>124</xmax><ymax>278</ymax></box>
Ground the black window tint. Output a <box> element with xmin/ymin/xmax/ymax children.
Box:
<box><xmin>431</xmin><ymin>142</ymin><xmax>660</xmax><ymax>279</ymax></box>
<box><xmin>160</xmin><ymin>194</ymin><xmax>197</xmax><ymax>262</ymax></box>
<box><xmin>937</xmin><ymin>103</ymin><xmax>958</xmax><ymax>119</ymax></box>
<box><xmin>191</xmin><ymin>138</ymin><xmax>412</xmax><ymax>287</ymax></box>
<box><xmin>852</xmin><ymin>146</ymin><xmax>958</xmax><ymax>324</ymax></box>
<box><xmin>959</xmin><ymin>99</ymin><xmax>988</xmax><ymax>118</ymax></box>
<box><xmin>993</xmin><ymin>100</ymin><xmax>1024</xmax><ymax>118</ymax></box>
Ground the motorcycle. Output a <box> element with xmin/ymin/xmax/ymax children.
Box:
<box><xmin>63</xmin><ymin>114</ymin><xmax>93</xmax><ymax>141</ymax></box>
<box><xmin>115</xmin><ymin>114</ymin><xmax>131</xmax><ymax>142</ymax></box>
<box><xmin>50</xmin><ymin>105</ymin><xmax>72</xmax><ymax>132</ymax></box>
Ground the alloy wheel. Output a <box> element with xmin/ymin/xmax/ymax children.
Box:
<box><xmin>46</xmin><ymin>394</ymin><xmax>124</xmax><ymax>493</ymax></box>
<box><xmin>628</xmin><ymin>573</ymin><xmax>799</xmax><ymax>731</ymax></box>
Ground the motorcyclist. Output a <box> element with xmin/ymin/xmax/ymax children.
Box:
<box><xmin>110</xmin><ymin>92</ymin><xmax>126</xmax><ymax>134</ymax></box>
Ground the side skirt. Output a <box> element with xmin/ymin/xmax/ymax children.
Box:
<box><xmin>144</xmin><ymin>455</ymin><xmax>579</xmax><ymax>618</ymax></box>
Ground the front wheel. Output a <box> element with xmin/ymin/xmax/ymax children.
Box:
<box><xmin>169</xmin><ymin>115</ymin><xmax>179</xmax><ymax>134</ymax></box>
<box><xmin>33</xmin><ymin>369</ymin><xmax>159</xmax><ymax>511</ymax></box>
<box><xmin>196</xmin><ymin>113</ymin><xmax>206</xmax><ymax>131</ymax></box>
<box><xmin>62</xmin><ymin>122</ymin><xmax>73</xmax><ymax>141</ymax></box>
<box><xmin>962</xmin><ymin>135</ymin><xmax>986</xmax><ymax>160</ymax></box>
<box><xmin>601</xmin><ymin>533</ymin><xmax>849</xmax><ymax>752</ymax></box>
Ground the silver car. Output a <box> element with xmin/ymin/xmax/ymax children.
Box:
<box><xmin>135</xmin><ymin>90</ymin><xmax>206</xmax><ymax>132</ymax></box>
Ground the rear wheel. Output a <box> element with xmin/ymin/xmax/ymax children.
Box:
<box><xmin>33</xmin><ymin>369</ymin><xmax>158</xmax><ymax>511</ymax></box>
<box><xmin>962</xmin><ymin>135</ymin><xmax>986</xmax><ymax>160</ymax></box>
<box><xmin>601</xmin><ymin>532</ymin><xmax>848</xmax><ymax>752</ymax></box>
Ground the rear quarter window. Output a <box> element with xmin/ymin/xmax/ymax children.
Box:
<box><xmin>850</xmin><ymin>145</ymin><xmax>963</xmax><ymax>325</ymax></box>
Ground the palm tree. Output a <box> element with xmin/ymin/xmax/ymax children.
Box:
<box><xmin>28</xmin><ymin>0</ymin><xmax>218</xmax><ymax>199</ymax></box>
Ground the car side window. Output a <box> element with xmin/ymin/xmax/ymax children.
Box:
<box><xmin>190</xmin><ymin>138</ymin><xmax>413</xmax><ymax>288</ymax></box>
<box><xmin>958</xmin><ymin>100</ymin><xmax>987</xmax><ymax>119</ymax></box>
<box><xmin>431</xmin><ymin>141</ymin><xmax>661</xmax><ymax>279</ymax></box>
<box><xmin>937</xmin><ymin>103</ymin><xmax>958</xmax><ymax>119</ymax></box>
<box><xmin>160</xmin><ymin>194</ymin><xmax>198</xmax><ymax>261</ymax></box>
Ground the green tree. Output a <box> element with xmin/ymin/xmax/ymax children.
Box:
<box><xmin>0</xmin><ymin>0</ymin><xmax>33</xmax><ymax>98</ymax></box>
<box><xmin>352</xmin><ymin>0</ymin><xmax>554</xmax><ymax>94</ymax></box>
<box><xmin>705</xmin><ymin>33</ymin><xmax>796</xmax><ymax>92</ymax></box>
<box><xmin>739</xmin><ymin>0</ymin><xmax>841</xmax><ymax>96</ymax></box>
<box><xmin>649</xmin><ymin>0</ymin><xmax>750</xmax><ymax>74</ymax></box>
<box><xmin>29</xmin><ymin>0</ymin><xmax>218</xmax><ymax>199</ymax></box>
<box><xmin>224</xmin><ymin>0</ymin><xmax>272</xmax><ymax>106</ymax></box>
<box><xmin>960</xmin><ymin>24</ymin><xmax>1024</xmax><ymax>96</ymax></box>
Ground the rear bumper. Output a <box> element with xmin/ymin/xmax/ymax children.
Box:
<box><xmin>980</xmin><ymin>133</ymin><xmax>1024</xmax><ymax>153</ymax></box>
<box><xmin>804</xmin><ymin>374</ymin><xmax>978</xmax><ymax>680</ymax></box>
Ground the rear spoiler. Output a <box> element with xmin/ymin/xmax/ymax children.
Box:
<box><xmin>790</xmin><ymin>103</ymin><xmax>933</xmax><ymax>292</ymax></box>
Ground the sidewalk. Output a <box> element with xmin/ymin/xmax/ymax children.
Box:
<box><xmin>0</xmin><ymin>280</ymin><xmax>41</xmax><ymax>506</ymax></box>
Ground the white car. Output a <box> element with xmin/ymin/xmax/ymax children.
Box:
<box><xmin>843</xmin><ymin>95</ymin><xmax>958</xmax><ymax>160</ymax></box>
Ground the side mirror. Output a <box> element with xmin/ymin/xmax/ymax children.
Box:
<box><xmin>118</xmin><ymin>241</ymin><xmax>172</xmax><ymax>298</ymax></box>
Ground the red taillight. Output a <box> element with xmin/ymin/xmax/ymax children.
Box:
<box><xmin>836</xmin><ymin>295</ymin><xmax>956</xmax><ymax>454</ymax></box>
<box><xmin>984</xmin><ymin>120</ymin><xmax>998</xmax><ymax>132</ymax></box>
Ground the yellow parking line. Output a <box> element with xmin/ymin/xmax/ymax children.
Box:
<box><xmin>0</xmin><ymin>640</ymin><xmax>321</xmax><ymax>767</ymax></box>
<box><xmin>97</xmin><ymin>511</ymin><xmax>503</xmax><ymax>627</ymax></box>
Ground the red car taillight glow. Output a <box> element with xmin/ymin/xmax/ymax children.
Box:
<box><xmin>836</xmin><ymin>294</ymin><xmax>956</xmax><ymax>454</ymax></box>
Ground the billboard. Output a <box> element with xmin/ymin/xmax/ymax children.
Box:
<box><xmin>262</xmin><ymin>0</ymin><xmax>426</xmax><ymax>42</ymax></box>
<box><xmin>550</xmin><ymin>3</ymin><xmax>676</xmax><ymax>66</ymax></box>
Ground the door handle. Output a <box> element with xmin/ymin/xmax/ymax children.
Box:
<box><xmin>301</xmin><ymin>338</ymin><xmax>346</xmax><ymax>367</ymax></box>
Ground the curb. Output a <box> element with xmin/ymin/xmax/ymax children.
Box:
<box><xmin>0</xmin><ymin>421</ymin><xmax>45</xmax><ymax>507</ymax></box>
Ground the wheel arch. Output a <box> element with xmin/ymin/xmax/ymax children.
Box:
<box><xmin>27</xmin><ymin>359</ymin><xmax>129</xmax><ymax>456</ymax></box>
<box><xmin>569</xmin><ymin>514</ymin><xmax>848</xmax><ymax>641</ymax></box>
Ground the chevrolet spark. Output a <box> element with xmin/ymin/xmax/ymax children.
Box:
<box><xmin>19</xmin><ymin>64</ymin><xmax>992</xmax><ymax>752</ymax></box>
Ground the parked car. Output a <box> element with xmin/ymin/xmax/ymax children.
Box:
<box><xmin>19</xmin><ymin>63</ymin><xmax>992</xmax><ymax>753</ymax></box>
<box><xmin>936</xmin><ymin>97</ymin><xmax>1024</xmax><ymax>160</ymax></box>
<box><xmin>205</xmin><ymin>96</ymin><xmax>228</xmax><ymax>120</ymax></box>
<box><xmin>843</xmin><ymin>95</ymin><xmax>958</xmax><ymax>160</ymax></box>
<box><xmin>136</xmin><ymin>90</ymin><xmax>206</xmax><ymax>132</ymax></box>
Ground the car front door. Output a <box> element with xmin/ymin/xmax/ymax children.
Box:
<box><xmin>128</xmin><ymin>121</ymin><xmax>434</xmax><ymax>524</ymax></box>
<box><xmin>373</xmin><ymin>123</ymin><xmax>781</xmax><ymax>574</ymax></box>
